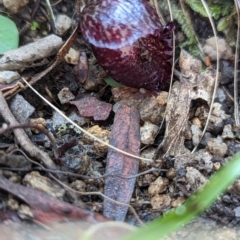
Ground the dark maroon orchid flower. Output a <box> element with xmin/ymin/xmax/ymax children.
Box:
<box><xmin>80</xmin><ymin>0</ymin><xmax>174</xmax><ymax>92</ymax></box>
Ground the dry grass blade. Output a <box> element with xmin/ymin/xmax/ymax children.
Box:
<box><xmin>192</xmin><ymin>0</ymin><xmax>220</xmax><ymax>153</ymax></box>
<box><xmin>152</xmin><ymin>0</ymin><xmax>166</xmax><ymax>25</ymax></box>
<box><xmin>45</xmin><ymin>0</ymin><xmax>56</xmax><ymax>28</ymax></box>
<box><xmin>154</xmin><ymin>0</ymin><xmax>175</xmax><ymax>139</ymax></box>
<box><xmin>234</xmin><ymin>0</ymin><xmax>240</xmax><ymax>126</ymax></box>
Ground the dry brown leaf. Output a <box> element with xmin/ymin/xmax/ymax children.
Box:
<box><xmin>70</xmin><ymin>96</ymin><xmax>112</xmax><ymax>121</ymax></box>
<box><xmin>103</xmin><ymin>104</ymin><xmax>141</xmax><ymax>221</ymax></box>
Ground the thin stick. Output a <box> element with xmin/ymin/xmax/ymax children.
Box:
<box><xmin>0</xmin><ymin>165</ymin><xmax>167</xmax><ymax>180</ymax></box>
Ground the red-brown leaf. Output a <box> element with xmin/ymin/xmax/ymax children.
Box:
<box><xmin>70</xmin><ymin>96</ymin><xmax>112</xmax><ymax>121</ymax></box>
<box><xmin>103</xmin><ymin>104</ymin><xmax>141</xmax><ymax>221</ymax></box>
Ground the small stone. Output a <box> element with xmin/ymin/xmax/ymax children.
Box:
<box><xmin>227</xmin><ymin>142</ymin><xmax>240</xmax><ymax>156</ymax></box>
<box><xmin>171</xmin><ymin>196</ymin><xmax>185</xmax><ymax>207</ymax></box>
<box><xmin>191</xmin><ymin>124</ymin><xmax>202</xmax><ymax>147</ymax></box>
<box><xmin>198</xmin><ymin>150</ymin><xmax>213</xmax><ymax>172</ymax></box>
<box><xmin>219</xmin><ymin>61</ymin><xmax>234</xmax><ymax>85</ymax></box>
<box><xmin>148</xmin><ymin>176</ymin><xmax>169</xmax><ymax>196</ymax></box>
<box><xmin>62</xmin><ymin>6</ymin><xmax>68</xmax><ymax>13</ymax></box>
<box><xmin>67</xmin><ymin>111</ymin><xmax>86</xmax><ymax>126</ymax></box>
<box><xmin>3</xmin><ymin>0</ymin><xmax>29</xmax><ymax>13</ymax></box>
<box><xmin>22</xmin><ymin>171</ymin><xmax>65</xmax><ymax>198</ymax></box>
<box><xmin>9</xmin><ymin>94</ymin><xmax>35</xmax><ymax>124</ymax></box>
<box><xmin>234</xmin><ymin>206</ymin><xmax>240</xmax><ymax>217</ymax></box>
<box><xmin>140</xmin><ymin>147</ymin><xmax>155</xmax><ymax>169</ymax></box>
<box><xmin>138</xmin><ymin>174</ymin><xmax>156</xmax><ymax>187</ymax></box>
<box><xmin>150</xmin><ymin>194</ymin><xmax>171</xmax><ymax>210</ymax></box>
<box><xmin>29</xmin><ymin>118</ymin><xmax>46</xmax><ymax>134</ymax></box>
<box><xmin>166</xmin><ymin>168</ymin><xmax>176</xmax><ymax>180</ymax></box>
<box><xmin>157</xmin><ymin>91</ymin><xmax>168</xmax><ymax>105</ymax></box>
<box><xmin>65</xmin><ymin>48</ymin><xmax>80</xmax><ymax>65</ymax></box>
<box><xmin>200</xmin><ymin>132</ymin><xmax>213</xmax><ymax>147</ymax></box>
<box><xmin>212</xmin><ymin>102</ymin><xmax>229</xmax><ymax>119</ymax></box>
<box><xmin>57</xmin><ymin>87</ymin><xmax>75</xmax><ymax>104</ymax></box>
<box><xmin>206</xmin><ymin>138</ymin><xmax>227</xmax><ymax>157</ymax></box>
<box><xmin>83</xmin><ymin>125</ymin><xmax>110</xmax><ymax>156</ymax></box>
<box><xmin>139</xmin><ymin>92</ymin><xmax>168</xmax><ymax>124</ymax></box>
<box><xmin>222</xmin><ymin>194</ymin><xmax>232</xmax><ymax>203</ymax></box>
<box><xmin>18</xmin><ymin>204</ymin><xmax>33</xmax><ymax>220</ymax></box>
<box><xmin>51</xmin><ymin>111</ymin><xmax>68</xmax><ymax>128</ymax></box>
<box><xmin>64</xmin><ymin>152</ymin><xmax>90</xmax><ymax>174</ymax></box>
<box><xmin>51</xmin><ymin>111</ymin><xmax>86</xmax><ymax>130</ymax></box>
<box><xmin>186</xmin><ymin>167</ymin><xmax>207</xmax><ymax>191</ymax></box>
<box><xmin>213</xmin><ymin>162</ymin><xmax>221</xmax><ymax>171</ymax></box>
<box><xmin>7</xmin><ymin>197</ymin><xmax>19</xmax><ymax>210</ymax></box>
<box><xmin>140</xmin><ymin>121</ymin><xmax>159</xmax><ymax>145</ymax></box>
<box><xmin>192</xmin><ymin>117</ymin><xmax>202</xmax><ymax>129</ymax></box>
<box><xmin>195</xmin><ymin>103</ymin><xmax>230</xmax><ymax>135</ymax></box>
<box><xmin>55</xmin><ymin>14</ymin><xmax>72</xmax><ymax>36</ymax></box>
<box><xmin>217</xmin><ymin>87</ymin><xmax>227</xmax><ymax>102</ymax></box>
<box><xmin>222</xmin><ymin>124</ymin><xmax>235</xmax><ymax>139</ymax></box>
<box><xmin>232</xmin><ymin>180</ymin><xmax>240</xmax><ymax>194</ymax></box>
<box><xmin>0</xmin><ymin>71</ymin><xmax>20</xmax><ymax>84</ymax></box>
<box><xmin>203</xmin><ymin>37</ymin><xmax>234</xmax><ymax>61</ymax></box>
<box><xmin>70</xmin><ymin>180</ymin><xmax>86</xmax><ymax>192</ymax></box>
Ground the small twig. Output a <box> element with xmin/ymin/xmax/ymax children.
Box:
<box><xmin>3</xmin><ymin>27</ymin><xmax>78</xmax><ymax>99</ymax></box>
<box><xmin>45</xmin><ymin>0</ymin><xmax>56</xmax><ymax>29</ymax></box>
<box><xmin>31</xmin><ymin>0</ymin><xmax>41</xmax><ymax>18</ymax></box>
<box><xmin>0</xmin><ymin>91</ymin><xmax>56</xmax><ymax>169</ymax></box>
<box><xmin>0</xmin><ymin>166</ymin><xmax>167</xmax><ymax>180</ymax></box>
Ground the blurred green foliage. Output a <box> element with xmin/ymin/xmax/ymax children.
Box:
<box><xmin>0</xmin><ymin>14</ymin><xmax>19</xmax><ymax>54</ymax></box>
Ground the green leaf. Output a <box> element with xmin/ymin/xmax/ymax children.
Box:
<box><xmin>185</xmin><ymin>0</ymin><xmax>208</xmax><ymax>17</ymax></box>
<box><xmin>104</xmin><ymin>76</ymin><xmax>124</xmax><ymax>88</ymax></box>
<box><xmin>217</xmin><ymin>16</ymin><xmax>232</xmax><ymax>31</ymax></box>
<box><xmin>210</xmin><ymin>6</ymin><xmax>222</xmax><ymax>19</ymax></box>
<box><xmin>30</xmin><ymin>21</ymin><xmax>40</xmax><ymax>31</ymax></box>
<box><xmin>120</xmin><ymin>153</ymin><xmax>240</xmax><ymax>240</ymax></box>
<box><xmin>0</xmin><ymin>15</ymin><xmax>19</xmax><ymax>54</ymax></box>
<box><xmin>217</xmin><ymin>17</ymin><xmax>228</xmax><ymax>31</ymax></box>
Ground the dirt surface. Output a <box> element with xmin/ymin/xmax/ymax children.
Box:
<box><xmin>0</xmin><ymin>0</ymin><xmax>240</xmax><ymax>239</ymax></box>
